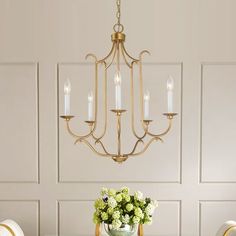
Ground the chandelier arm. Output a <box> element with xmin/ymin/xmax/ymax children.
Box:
<box><xmin>105</xmin><ymin>43</ymin><xmax>117</xmax><ymax>70</ymax></box>
<box><xmin>65</xmin><ymin>121</ymin><xmax>93</xmax><ymax>139</ymax></box>
<box><xmin>128</xmin><ymin>137</ymin><xmax>163</xmax><ymax>157</ymax></box>
<box><xmin>139</xmin><ymin>50</ymin><xmax>151</xmax><ymax>60</ymax></box>
<box><xmin>98</xmin><ymin>42</ymin><xmax>116</xmax><ymax>64</ymax></box>
<box><xmin>79</xmin><ymin>139</ymin><xmax>110</xmax><ymax>157</ymax></box>
<box><xmin>92</xmin><ymin>135</ymin><xmax>114</xmax><ymax>157</ymax></box>
<box><xmin>93</xmin><ymin>62</ymin><xmax>108</xmax><ymax>142</ymax></box>
<box><xmin>125</xmin><ymin>139</ymin><xmax>145</xmax><ymax>156</ymax></box>
<box><xmin>130</xmin><ymin>62</ymin><xmax>147</xmax><ymax>139</ymax></box>
<box><xmin>138</xmin><ymin>50</ymin><xmax>153</xmax><ymax>133</ymax></box>
<box><xmin>85</xmin><ymin>53</ymin><xmax>98</xmax><ymax>61</ymax></box>
<box><xmin>120</xmin><ymin>44</ymin><xmax>132</xmax><ymax>68</ymax></box>
<box><xmin>121</xmin><ymin>42</ymin><xmax>139</xmax><ymax>62</ymax></box>
<box><xmin>147</xmin><ymin>118</ymin><xmax>173</xmax><ymax>138</ymax></box>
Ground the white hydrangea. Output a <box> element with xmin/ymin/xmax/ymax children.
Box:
<box><xmin>108</xmin><ymin>197</ymin><xmax>117</xmax><ymax>208</ymax></box>
<box><xmin>134</xmin><ymin>191</ymin><xmax>143</xmax><ymax>200</ymax></box>
<box><xmin>112</xmin><ymin>219</ymin><xmax>122</xmax><ymax>230</ymax></box>
<box><xmin>101</xmin><ymin>187</ymin><xmax>108</xmax><ymax>196</ymax></box>
<box><xmin>112</xmin><ymin>210</ymin><xmax>120</xmax><ymax>220</ymax></box>
<box><xmin>132</xmin><ymin>216</ymin><xmax>140</xmax><ymax>224</ymax></box>
<box><xmin>145</xmin><ymin>203</ymin><xmax>155</xmax><ymax>215</ymax></box>
<box><xmin>121</xmin><ymin>214</ymin><xmax>130</xmax><ymax>224</ymax></box>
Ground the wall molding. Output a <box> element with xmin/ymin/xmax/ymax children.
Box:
<box><xmin>199</xmin><ymin>62</ymin><xmax>236</xmax><ymax>184</ymax></box>
<box><xmin>0</xmin><ymin>62</ymin><xmax>40</xmax><ymax>184</ymax></box>
<box><xmin>0</xmin><ymin>200</ymin><xmax>40</xmax><ymax>236</ymax></box>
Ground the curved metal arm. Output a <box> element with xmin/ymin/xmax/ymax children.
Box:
<box><xmin>128</xmin><ymin>136</ymin><xmax>163</xmax><ymax>157</ymax></box>
<box><xmin>92</xmin><ymin>62</ymin><xmax>108</xmax><ymax>142</ymax></box>
<box><xmin>66</xmin><ymin>121</ymin><xmax>94</xmax><ymax>140</ymax></box>
<box><xmin>147</xmin><ymin>118</ymin><xmax>173</xmax><ymax>138</ymax></box>
<box><xmin>130</xmin><ymin>62</ymin><xmax>148</xmax><ymax>139</ymax></box>
<box><xmin>97</xmin><ymin>42</ymin><xmax>116</xmax><ymax>63</ymax></box>
<box><xmin>105</xmin><ymin>43</ymin><xmax>117</xmax><ymax>69</ymax></box>
<box><xmin>80</xmin><ymin>139</ymin><xmax>110</xmax><ymax>157</ymax></box>
<box><xmin>121</xmin><ymin>42</ymin><xmax>139</xmax><ymax>62</ymax></box>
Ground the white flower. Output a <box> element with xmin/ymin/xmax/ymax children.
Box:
<box><xmin>108</xmin><ymin>197</ymin><xmax>117</xmax><ymax>208</ymax></box>
<box><xmin>112</xmin><ymin>219</ymin><xmax>122</xmax><ymax>230</ymax></box>
<box><xmin>132</xmin><ymin>216</ymin><xmax>140</xmax><ymax>224</ymax></box>
<box><xmin>145</xmin><ymin>203</ymin><xmax>155</xmax><ymax>215</ymax></box>
<box><xmin>112</xmin><ymin>211</ymin><xmax>120</xmax><ymax>220</ymax></box>
<box><xmin>121</xmin><ymin>214</ymin><xmax>130</xmax><ymax>224</ymax></box>
<box><xmin>101</xmin><ymin>187</ymin><xmax>108</xmax><ymax>196</ymax></box>
<box><xmin>134</xmin><ymin>191</ymin><xmax>143</xmax><ymax>200</ymax></box>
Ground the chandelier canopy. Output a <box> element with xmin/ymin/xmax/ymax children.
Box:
<box><xmin>60</xmin><ymin>0</ymin><xmax>177</xmax><ymax>163</ymax></box>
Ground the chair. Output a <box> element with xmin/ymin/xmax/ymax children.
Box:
<box><xmin>0</xmin><ymin>219</ymin><xmax>24</xmax><ymax>236</ymax></box>
<box><xmin>216</xmin><ymin>221</ymin><xmax>236</xmax><ymax>236</ymax></box>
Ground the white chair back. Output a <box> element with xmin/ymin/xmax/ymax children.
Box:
<box><xmin>0</xmin><ymin>219</ymin><xmax>24</xmax><ymax>236</ymax></box>
<box><xmin>216</xmin><ymin>221</ymin><xmax>236</xmax><ymax>236</ymax></box>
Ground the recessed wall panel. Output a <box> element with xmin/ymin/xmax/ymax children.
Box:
<box><xmin>0</xmin><ymin>63</ymin><xmax>39</xmax><ymax>182</ymax></box>
<box><xmin>58</xmin><ymin>63</ymin><xmax>182</xmax><ymax>183</ymax></box>
<box><xmin>200</xmin><ymin>201</ymin><xmax>236</xmax><ymax>236</ymax></box>
<box><xmin>201</xmin><ymin>64</ymin><xmax>236</xmax><ymax>182</ymax></box>
<box><xmin>58</xmin><ymin>200</ymin><xmax>180</xmax><ymax>236</ymax></box>
<box><xmin>0</xmin><ymin>200</ymin><xmax>39</xmax><ymax>236</ymax></box>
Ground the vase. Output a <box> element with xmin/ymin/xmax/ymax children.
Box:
<box><xmin>104</xmin><ymin>224</ymin><xmax>137</xmax><ymax>236</ymax></box>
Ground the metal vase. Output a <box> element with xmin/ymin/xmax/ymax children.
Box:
<box><xmin>104</xmin><ymin>224</ymin><xmax>137</xmax><ymax>236</ymax></box>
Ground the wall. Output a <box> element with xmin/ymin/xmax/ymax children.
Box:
<box><xmin>0</xmin><ymin>0</ymin><xmax>236</xmax><ymax>235</ymax></box>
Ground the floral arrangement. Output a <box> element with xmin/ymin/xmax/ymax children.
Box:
<box><xmin>93</xmin><ymin>187</ymin><xmax>158</xmax><ymax>230</ymax></box>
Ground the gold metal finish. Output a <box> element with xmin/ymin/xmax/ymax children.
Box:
<box><xmin>138</xmin><ymin>224</ymin><xmax>144</xmax><ymax>236</ymax></box>
<box><xmin>223</xmin><ymin>225</ymin><xmax>236</xmax><ymax>236</ymax></box>
<box><xmin>60</xmin><ymin>0</ymin><xmax>177</xmax><ymax>163</ymax></box>
<box><xmin>85</xmin><ymin>120</ymin><xmax>95</xmax><ymax>126</ymax></box>
<box><xmin>60</xmin><ymin>115</ymin><xmax>74</xmax><ymax>121</ymax></box>
<box><xmin>95</xmin><ymin>224</ymin><xmax>101</xmax><ymax>236</ymax></box>
<box><xmin>163</xmin><ymin>112</ymin><xmax>178</xmax><ymax>119</ymax></box>
<box><xmin>111</xmin><ymin>32</ymin><xmax>126</xmax><ymax>42</ymax></box>
<box><xmin>0</xmin><ymin>224</ymin><xmax>16</xmax><ymax>236</ymax></box>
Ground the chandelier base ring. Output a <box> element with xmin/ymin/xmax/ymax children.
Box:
<box><xmin>112</xmin><ymin>155</ymin><xmax>128</xmax><ymax>163</ymax></box>
<box><xmin>111</xmin><ymin>32</ymin><xmax>126</xmax><ymax>42</ymax></box>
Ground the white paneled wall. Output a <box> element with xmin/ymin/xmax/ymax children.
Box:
<box><xmin>0</xmin><ymin>0</ymin><xmax>236</xmax><ymax>236</ymax></box>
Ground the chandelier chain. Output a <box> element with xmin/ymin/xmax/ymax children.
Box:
<box><xmin>113</xmin><ymin>0</ymin><xmax>124</xmax><ymax>33</ymax></box>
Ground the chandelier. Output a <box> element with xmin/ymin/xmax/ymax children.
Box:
<box><xmin>60</xmin><ymin>0</ymin><xmax>177</xmax><ymax>163</ymax></box>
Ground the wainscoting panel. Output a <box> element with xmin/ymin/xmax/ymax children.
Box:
<box><xmin>0</xmin><ymin>63</ymin><xmax>39</xmax><ymax>183</ymax></box>
<box><xmin>200</xmin><ymin>63</ymin><xmax>236</xmax><ymax>183</ymax></box>
<box><xmin>0</xmin><ymin>0</ymin><xmax>236</xmax><ymax>235</ymax></box>
<box><xmin>0</xmin><ymin>200</ymin><xmax>39</xmax><ymax>236</ymax></box>
<box><xmin>58</xmin><ymin>63</ymin><xmax>182</xmax><ymax>183</ymax></box>
<box><xmin>58</xmin><ymin>200</ymin><xmax>181</xmax><ymax>236</ymax></box>
<box><xmin>199</xmin><ymin>201</ymin><xmax>236</xmax><ymax>236</ymax></box>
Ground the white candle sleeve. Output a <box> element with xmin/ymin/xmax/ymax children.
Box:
<box><xmin>167</xmin><ymin>76</ymin><xmax>174</xmax><ymax>113</ymax></box>
<box><xmin>167</xmin><ymin>91</ymin><xmax>173</xmax><ymax>113</ymax></box>
<box><xmin>116</xmin><ymin>85</ymin><xmax>121</xmax><ymax>109</ymax></box>
<box><xmin>144</xmin><ymin>99</ymin><xmax>149</xmax><ymax>119</ymax></box>
<box><xmin>64</xmin><ymin>94</ymin><xmax>70</xmax><ymax>115</ymax></box>
<box><xmin>88</xmin><ymin>101</ymin><xmax>93</xmax><ymax>121</ymax></box>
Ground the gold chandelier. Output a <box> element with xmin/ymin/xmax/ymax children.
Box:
<box><xmin>60</xmin><ymin>0</ymin><xmax>177</xmax><ymax>163</ymax></box>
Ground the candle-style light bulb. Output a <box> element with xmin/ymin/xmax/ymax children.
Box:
<box><xmin>88</xmin><ymin>91</ymin><xmax>94</xmax><ymax>121</ymax></box>
<box><xmin>144</xmin><ymin>90</ymin><xmax>150</xmax><ymax>120</ymax></box>
<box><xmin>167</xmin><ymin>76</ymin><xmax>174</xmax><ymax>113</ymax></box>
<box><xmin>114</xmin><ymin>71</ymin><xmax>122</xmax><ymax>109</ymax></box>
<box><xmin>64</xmin><ymin>79</ymin><xmax>71</xmax><ymax>115</ymax></box>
